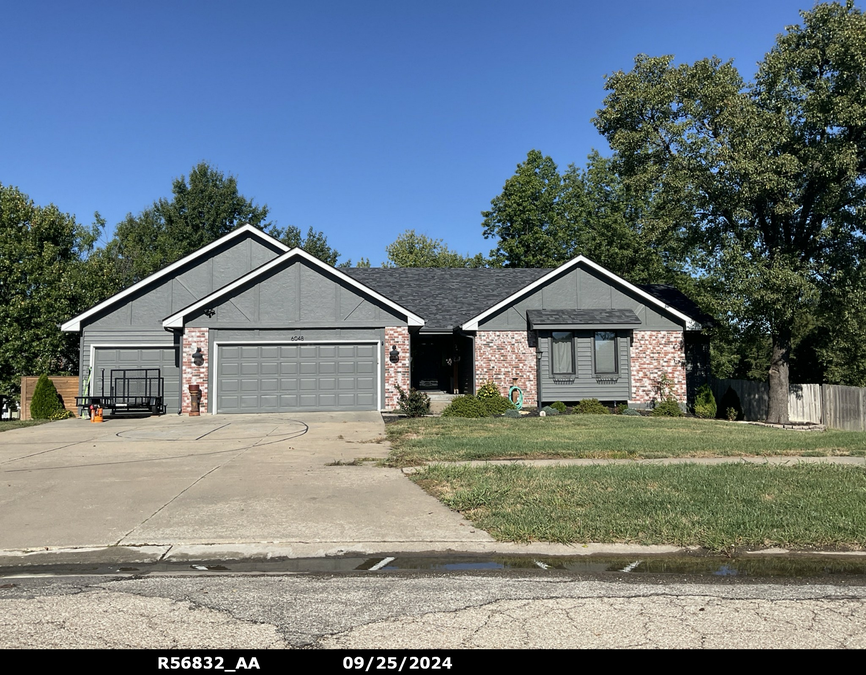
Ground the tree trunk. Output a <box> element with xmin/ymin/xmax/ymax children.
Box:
<box><xmin>767</xmin><ymin>330</ymin><xmax>791</xmax><ymax>425</ymax></box>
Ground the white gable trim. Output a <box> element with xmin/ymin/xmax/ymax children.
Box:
<box><xmin>162</xmin><ymin>247</ymin><xmax>426</xmax><ymax>329</ymax></box>
<box><xmin>460</xmin><ymin>255</ymin><xmax>701</xmax><ymax>331</ymax></box>
<box><xmin>62</xmin><ymin>224</ymin><xmax>289</xmax><ymax>332</ymax></box>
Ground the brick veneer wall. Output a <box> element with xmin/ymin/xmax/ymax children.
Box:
<box><xmin>182</xmin><ymin>327</ymin><xmax>209</xmax><ymax>413</ymax></box>
<box><xmin>475</xmin><ymin>330</ymin><xmax>537</xmax><ymax>406</ymax></box>
<box><xmin>630</xmin><ymin>330</ymin><xmax>686</xmax><ymax>405</ymax></box>
<box><xmin>384</xmin><ymin>326</ymin><xmax>410</xmax><ymax>410</ymax></box>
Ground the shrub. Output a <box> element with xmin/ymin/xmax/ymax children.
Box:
<box><xmin>441</xmin><ymin>395</ymin><xmax>488</xmax><ymax>418</ymax></box>
<box><xmin>50</xmin><ymin>409</ymin><xmax>74</xmax><ymax>420</ymax></box>
<box><xmin>615</xmin><ymin>403</ymin><xmax>628</xmax><ymax>415</ymax></box>
<box><xmin>550</xmin><ymin>401</ymin><xmax>567</xmax><ymax>414</ymax></box>
<box><xmin>504</xmin><ymin>409</ymin><xmax>522</xmax><ymax>418</ymax></box>
<box><xmin>621</xmin><ymin>407</ymin><xmax>641</xmax><ymax>416</ymax></box>
<box><xmin>30</xmin><ymin>375</ymin><xmax>66</xmax><ymax>420</ymax></box>
<box><xmin>651</xmin><ymin>398</ymin><xmax>683</xmax><ymax>417</ymax></box>
<box><xmin>574</xmin><ymin>398</ymin><xmax>610</xmax><ymax>415</ymax></box>
<box><xmin>541</xmin><ymin>405</ymin><xmax>560</xmax><ymax>416</ymax></box>
<box><xmin>395</xmin><ymin>384</ymin><xmax>430</xmax><ymax>417</ymax></box>
<box><xmin>476</xmin><ymin>381</ymin><xmax>501</xmax><ymax>400</ymax></box>
<box><xmin>718</xmin><ymin>387</ymin><xmax>743</xmax><ymax>421</ymax></box>
<box><xmin>481</xmin><ymin>394</ymin><xmax>516</xmax><ymax>416</ymax></box>
<box><xmin>693</xmin><ymin>383</ymin><xmax>717</xmax><ymax>419</ymax></box>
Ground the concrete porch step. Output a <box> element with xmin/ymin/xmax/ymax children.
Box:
<box><xmin>420</xmin><ymin>391</ymin><xmax>459</xmax><ymax>414</ymax></box>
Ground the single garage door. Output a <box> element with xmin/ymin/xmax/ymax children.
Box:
<box><xmin>216</xmin><ymin>343</ymin><xmax>378</xmax><ymax>413</ymax></box>
<box><xmin>91</xmin><ymin>346</ymin><xmax>181</xmax><ymax>414</ymax></box>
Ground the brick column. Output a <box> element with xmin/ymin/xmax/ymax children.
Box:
<box><xmin>630</xmin><ymin>330</ymin><xmax>686</xmax><ymax>406</ymax></box>
<box><xmin>384</xmin><ymin>326</ymin><xmax>410</xmax><ymax>410</ymax></box>
<box><xmin>474</xmin><ymin>330</ymin><xmax>537</xmax><ymax>406</ymax></box>
<box><xmin>182</xmin><ymin>327</ymin><xmax>209</xmax><ymax>414</ymax></box>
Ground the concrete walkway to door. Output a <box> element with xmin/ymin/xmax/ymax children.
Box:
<box><xmin>0</xmin><ymin>412</ymin><xmax>494</xmax><ymax>560</ymax></box>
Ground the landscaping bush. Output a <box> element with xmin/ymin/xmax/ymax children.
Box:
<box><xmin>693</xmin><ymin>383</ymin><xmax>717</xmax><ymax>419</ymax></box>
<box><xmin>718</xmin><ymin>386</ymin><xmax>743</xmax><ymax>421</ymax></box>
<box><xmin>574</xmin><ymin>398</ymin><xmax>610</xmax><ymax>415</ymax></box>
<box><xmin>481</xmin><ymin>394</ymin><xmax>516</xmax><ymax>416</ymax></box>
<box><xmin>476</xmin><ymin>381</ymin><xmax>501</xmax><ymax>400</ymax></box>
<box><xmin>550</xmin><ymin>401</ymin><xmax>567</xmax><ymax>414</ymax></box>
<box><xmin>621</xmin><ymin>407</ymin><xmax>641</xmax><ymax>416</ymax></box>
<box><xmin>541</xmin><ymin>405</ymin><xmax>560</xmax><ymax>416</ymax></box>
<box><xmin>615</xmin><ymin>403</ymin><xmax>628</xmax><ymax>415</ymax></box>
<box><xmin>30</xmin><ymin>375</ymin><xmax>66</xmax><ymax>420</ymax></box>
<box><xmin>441</xmin><ymin>395</ymin><xmax>488</xmax><ymax>418</ymax></box>
<box><xmin>504</xmin><ymin>409</ymin><xmax>522</xmax><ymax>418</ymax></box>
<box><xmin>395</xmin><ymin>384</ymin><xmax>430</xmax><ymax>417</ymax></box>
<box><xmin>651</xmin><ymin>398</ymin><xmax>684</xmax><ymax>417</ymax></box>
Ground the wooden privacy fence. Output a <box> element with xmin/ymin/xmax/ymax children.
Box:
<box><xmin>711</xmin><ymin>378</ymin><xmax>866</xmax><ymax>430</ymax></box>
<box><xmin>20</xmin><ymin>376</ymin><xmax>79</xmax><ymax>420</ymax></box>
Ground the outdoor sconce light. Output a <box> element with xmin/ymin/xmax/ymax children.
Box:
<box><xmin>389</xmin><ymin>346</ymin><xmax>400</xmax><ymax>363</ymax></box>
<box><xmin>203</xmin><ymin>308</ymin><xmax>216</xmax><ymax>318</ymax></box>
<box><xmin>192</xmin><ymin>348</ymin><xmax>204</xmax><ymax>366</ymax></box>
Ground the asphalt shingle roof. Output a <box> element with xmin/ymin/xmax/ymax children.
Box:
<box><xmin>343</xmin><ymin>268</ymin><xmax>709</xmax><ymax>331</ymax></box>
<box><xmin>343</xmin><ymin>268</ymin><xmax>551</xmax><ymax>331</ymax></box>
<box><xmin>526</xmin><ymin>309</ymin><xmax>641</xmax><ymax>327</ymax></box>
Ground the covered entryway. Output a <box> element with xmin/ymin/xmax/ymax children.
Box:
<box><xmin>215</xmin><ymin>342</ymin><xmax>379</xmax><ymax>413</ymax></box>
<box><xmin>90</xmin><ymin>346</ymin><xmax>181</xmax><ymax>414</ymax></box>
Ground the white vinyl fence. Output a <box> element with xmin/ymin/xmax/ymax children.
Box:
<box><xmin>710</xmin><ymin>379</ymin><xmax>866</xmax><ymax>430</ymax></box>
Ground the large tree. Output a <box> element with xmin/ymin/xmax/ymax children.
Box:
<box><xmin>0</xmin><ymin>184</ymin><xmax>99</xmax><ymax>397</ymax></box>
<box><xmin>384</xmin><ymin>230</ymin><xmax>486</xmax><ymax>268</ymax></box>
<box><xmin>482</xmin><ymin>150</ymin><xmax>680</xmax><ymax>284</ymax></box>
<box><xmin>280</xmin><ymin>225</ymin><xmax>341</xmax><ymax>266</ymax></box>
<box><xmin>594</xmin><ymin>1</ymin><xmax>866</xmax><ymax>423</ymax></box>
<box><xmin>105</xmin><ymin>162</ymin><xmax>272</xmax><ymax>286</ymax></box>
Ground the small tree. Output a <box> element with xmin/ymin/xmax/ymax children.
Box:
<box><xmin>30</xmin><ymin>374</ymin><xmax>64</xmax><ymax>419</ymax></box>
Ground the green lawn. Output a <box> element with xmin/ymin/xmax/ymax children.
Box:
<box><xmin>411</xmin><ymin>462</ymin><xmax>866</xmax><ymax>552</ymax></box>
<box><xmin>0</xmin><ymin>419</ymin><xmax>49</xmax><ymax>432</ymax></box>
<box><xmin>386</xmin><ymin>415</ymin><xmax>866</xmax><ymax>465</ymax></box>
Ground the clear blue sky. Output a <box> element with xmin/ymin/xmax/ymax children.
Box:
<box><xmin>2</xmin><ymin>0</ymin><xmax>819</xmax><ymax>265</ymax></box>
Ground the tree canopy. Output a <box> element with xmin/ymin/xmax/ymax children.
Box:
<box><xmin>104</xmin><ymin>162</ymin><xmax>272</xmax><ymax>287</ymax></box>
<box><xmin>481</xmin><ymin>150</ymin><xmax>678</xmax><ymax>284</ymax></box>
<box><xmin>593</xmin><ymin>1</ymin><xmax>866</xmax><ymax>423</ymax></box>
<box><xmin>0</xmin><ymin>184</ymin><xmax>98</xmax><ymax>396</ymax></box>
<box><xmin>384</xmin><ymin>230</ymin><xmax>486</xmax><ymax>268</ymax></box>
<box><xmin>280</xmin><ymin>225</ymin><xmax>341</xmax><ymax>266</ymax></box>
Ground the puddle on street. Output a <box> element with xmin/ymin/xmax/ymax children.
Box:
<box><xmin>2</xmin><ymin>553</ymin><xmax>866</xmax><ymax>579</ymax></box>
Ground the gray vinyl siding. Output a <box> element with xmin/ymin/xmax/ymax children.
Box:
<box><xmin>187</xmin><ymin>259</ymin><xmax>407</xmax><ymax>328</ymax></box>
<box><xmin>537</xmin><ymin>331</ymin><xmax>631</xmax><ymax>403</ymax></box>
<box><xmin>85</xmin><ymin>234</ymin><xmax>283</xmax><ymax>329</ymax></box>
<box><xmin>478</xmin><ymin>265</ymin><xmax>683</xmax><ymax>331</ymax></box>
<box><xmin>79</xmin><ymin>329</ymin><xmax>182</xmax><ymax>411</ymax></box>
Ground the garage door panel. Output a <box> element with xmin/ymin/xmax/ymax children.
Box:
<box><xmin>217</xmin><ymin>342</ymin><xmax>378</xmax><ymax>413</ymax></box>
<box><xmin>93</xmin><ymin>346</ymin><xmax>180</xmax><ymax>414</ymax></box>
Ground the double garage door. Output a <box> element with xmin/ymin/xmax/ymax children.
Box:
<box><xmin>216</xmin><ymin>343</ymin><xmax>378</xmax><ymax>413</ymax></box>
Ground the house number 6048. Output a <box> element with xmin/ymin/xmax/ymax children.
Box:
<box><xmin>291</xmin><ymin>335</ymin><xmax>305</xmax><ymax>341</ymax></box>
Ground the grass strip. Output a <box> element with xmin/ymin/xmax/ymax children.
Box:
<box><xmin>386</xmin><ymin>416</ymin><xmax>866</xmax><ymax>465</ymax></box>
<box><xmin>410</xmin><ymin>462</ymin><xmax>866</xmax><ymax>552</ymax></box>
<box><xmin>0</xmin><ymin>419</ymin><xmax>49</xmax><ymax>432</ymax></box>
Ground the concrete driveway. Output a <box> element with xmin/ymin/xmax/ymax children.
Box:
<box><xmin>0</xmin><ymin>413</ymin><xmax>493</xmax><ymax>556</ymax></box>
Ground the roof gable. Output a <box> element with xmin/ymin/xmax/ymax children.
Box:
<box><xmin>460</xmin><ymin>256</ymin><xmax>702</xmax><ymax>331</ymax></box>
<box><xmin>163</xmin><ymin>248</ymin><xmax>425</xmax><ymax>329</ymax></box>
<box><xmin>62</xmin><ymin>224</ymin><xmax>288</xmax><ymax>332</ymax></box>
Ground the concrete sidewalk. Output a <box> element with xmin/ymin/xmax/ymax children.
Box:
<box><xmin>0</xmin><ymin>413</ymin><xmax>494</xmax><ymax>564</ymax></box>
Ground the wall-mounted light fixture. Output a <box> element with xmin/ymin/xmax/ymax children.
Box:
<box><xmin>389</xmin><ymin>345</ymin><xmax>400</xmax><ymax>363</ymax></box>
<box><xmin>192</xmin><ymin>347</ymin><xmax>204</xmax><ymax>366</ymax></box>
<box><xmin>203</xmin><ymin>308</ymin><xmax>216</xmax><ymax>318</ymax></box>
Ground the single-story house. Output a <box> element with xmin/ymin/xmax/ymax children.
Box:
<box><xmin>62</xmin><ymin>224</ymin><xmax>710</xmax><ymax>415</ymax></box>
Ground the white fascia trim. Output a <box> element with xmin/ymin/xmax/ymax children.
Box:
<box><xmin>460</xmin><ymin>255</ymin><xmax>701</xmax><ymax>331</ymax></box>
<box><xmin>61</xmin><ymin>225</ymin><xmax>289</xmax><ymax>332</ymax></box>
<box><xmin>163</xmin><ymin>247</ymin><xmax>426</xmax><ymax>329</ymax></box>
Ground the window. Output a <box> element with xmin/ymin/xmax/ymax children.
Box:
<box><xmin>594</xmin><ymin>331</ymin><xmax>617</xmax><ymax>374</ymax></box>
<box><xmin>551</xmin><ymin>331</ymin><xmax>574</xmax><ymax>374</ymax></box>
